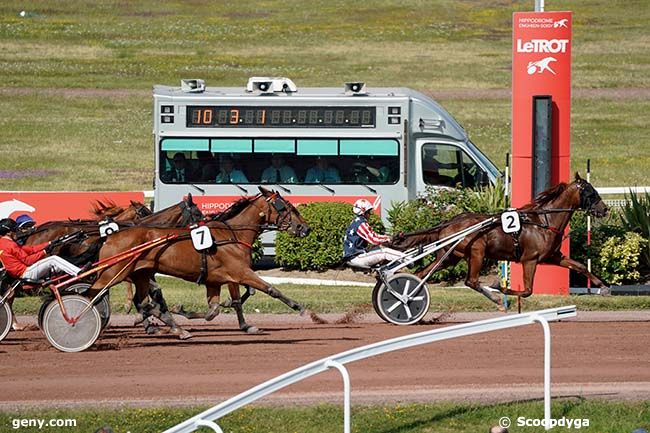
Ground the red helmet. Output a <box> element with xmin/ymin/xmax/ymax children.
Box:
<box><xmin>352</xmin><ymin>199</ymin><xmax>374</xmax><ymax>216</ymax></box>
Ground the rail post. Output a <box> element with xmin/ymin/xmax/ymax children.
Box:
<box><xmin>532</xmin><ymin>314</ymin><xmax>552</xmax><ymax>430</ymax></box>
<box><xmin>325</xmin><ymin>360</ymin><xmax>351</xmax><ymax>433</ymax></box>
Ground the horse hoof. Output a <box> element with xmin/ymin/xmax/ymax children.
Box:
<box><xmin>145</xmin><ymin>326</ymin><xmax>162</xmax><ymax>335</ymax></box>
<box><xmin>244</xmin><ymin>326</ymin><xmax>261</xmax><ymax>334</ymax></box>
<box><xmin>205</xmin><ymin>308</ymin><xmax>220</xmax><ymax>322</ymax></box>
<box><xmin>175</xmin><ymin>329</ymin><xmax>192</xmax><ymax>340</ymax></box>
<box><xmin>133</xmin><ymin>314</ymin><xmax>145</xmax><ymax>326</ymax></box>
<box><xmin>12</xmin><ymin>323</ymin><xmax>25</xmax><ymax>331</ymax></box>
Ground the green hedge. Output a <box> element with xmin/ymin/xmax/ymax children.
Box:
<box><xmin>276</xmin><ymin>202</ymin><xmax>384</xmax><ymax>270</ymax></box>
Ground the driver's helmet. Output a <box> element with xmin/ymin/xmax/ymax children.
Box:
<box><xmin>0</xmin><ymin>218</ymin><xmax>17</xmax><ymax>236</ymax></box>
<box><xmin>15</xmin><ymin>214</ymin><xmax>35</xmax><ymax>230</ymax></box>
<box><xmin>352</xmin><ymin>199</ymin><xmax>374</xmax><ymax>216</ymax></box>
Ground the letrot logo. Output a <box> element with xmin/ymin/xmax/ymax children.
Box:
<box><xmin>554</xmin><ymin>18</ymin><xmax>569</xmax><ymax>28</ymax></box>
<box><xmin>0</xmin><ymin>199</ymin><xmax>35</xmax><ymax>218</ymax></box>
<box><xmin>527</xmin><ymin>57</ymin><xmax>557</xmax><ymax>75</ymax></box>
<box><xmin>516</xmin><ymin>39</ymin><xmax>569</xmax><ymax>54</ymax></box>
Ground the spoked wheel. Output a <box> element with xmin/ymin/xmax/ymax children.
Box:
<box><xmin>0</xmin><ymin>302</ymin><xmax>12</xmax><ymax>342</ymax></box>
<box><xmin>42</xmin><ymin>295</ymin><xmax>101</xmax><ymax>352</ymax></box>
<box><xmin>373</xmin><ymin>273</ymin><xmax>430</xmax><ymax>325</ymax></box>
<box><xmin>38</xmin><ymin>283</ymin><xmax>111</xmax><ymax>331</ymax></box>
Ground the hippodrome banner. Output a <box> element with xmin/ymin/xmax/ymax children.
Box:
<box><xmin>192</xmin><ymin>195</ymin><xmax>380</xmax><ymax>214</ymax></box>
<box><xmin>0</xmin><ymin>192</ymin><xmax>145</xmax><ymax>222</ymax></box>
<box><xmin>511</xmin><ymin>11</ymin><xmax>572</xmax><ymax>295</ymax></box>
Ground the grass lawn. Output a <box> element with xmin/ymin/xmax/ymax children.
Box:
<box><xmin>1</xmin><ymin>400</ymin><xmax>649</xmax><ymax>433</ymax></box>
<box><xmin>11</xmin><ymin>276</ymin><xmax>650</xmax><ymax>316</ymax></box>
<box><xmin>0</xmin><ymin>1</ymin><xmax>649</xmax><ymax>190</ymax></box>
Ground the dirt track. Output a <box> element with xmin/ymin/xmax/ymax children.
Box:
<box><xmin>1</xmin><ymin>312</ymin><xmax>649</xmax><ymax>409</ymax></box>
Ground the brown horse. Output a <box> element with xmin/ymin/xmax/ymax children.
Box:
<box><xmin>389</xmin><ymin>174</ymin><xmax>609</xmax><ymax>309</ymax></box>
<box><xmin>88</xmin><ymin>187</ymin><xmax>310</xmax><ymax>334</ymax></box>
<box><xmin>17</xmin><ymin>197</ymin><xmax>203</xmax><ymax>335</ymax></box>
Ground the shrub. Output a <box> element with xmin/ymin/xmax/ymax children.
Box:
<box><xmin>619</xmin><ymin>190</ymin><xmax>650</xmax><ymax>271</ymax></box>
<box><xmin>569</xmin><ymin>212</ymin><xmax>626</xmax><ymax>286</ymax></box>
<box><xmin>276</xmin><ymin>202</ymin><xmax>384</xmax><ymax>270</ymax></box>
<box><xmin>598</xmin><ymin>232</ymin><xmax>647</xmax><ymax>285</ymax></box>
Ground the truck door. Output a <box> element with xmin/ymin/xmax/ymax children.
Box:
<box><xmin>416</xmin><ymin>141</ymin><xmax>490</xmax><ymax>191</ymax></box>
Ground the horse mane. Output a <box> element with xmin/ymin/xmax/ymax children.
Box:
<box><xmin>91</xmin><ymin>199</ymin><xmax>123</xmax><ymax>218</ymax></box>
<box><xmin>521</xmin><ymin>182</ymin><xmax>569</xmax><ymax>209</ymax></box>
<box><xmin>211</xmin><ymin>197</ymin><xmax>252</xmax><ymax>221</ymax></box>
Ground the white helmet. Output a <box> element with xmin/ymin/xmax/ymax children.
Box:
<box><xmin>353</xmin><ymin>198</ymin><xmax>374</xmax><ymax>216</ymax></box>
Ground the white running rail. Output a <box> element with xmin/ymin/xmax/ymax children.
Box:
<box><xmin>164</xmin><ymin>305</ymin><xmax>577</xmax><ymax>433</ymax></box>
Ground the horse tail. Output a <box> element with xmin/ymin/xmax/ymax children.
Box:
<box><xmin>388</xmin><ymin>226</ymin><xmax>443</xmax><ymax>250</ymax></box>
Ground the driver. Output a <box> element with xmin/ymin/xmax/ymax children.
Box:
<box><xmin>342</xmin><ymin>199</ymin><xmax>403</xmax><ymax>268</ymax></box>
<box><xmin>0</xmin><ymin>218</ymin><xmax>83</xmax><ymax>281</ymax></box>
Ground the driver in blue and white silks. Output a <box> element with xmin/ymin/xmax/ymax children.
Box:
<box><xmin>343</xmin><ymin>199</ymin><xmax>403</xmax><ymax>268</ymax></box>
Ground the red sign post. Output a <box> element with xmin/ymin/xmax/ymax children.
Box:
<box><xmin>511</xmin><ymin>11</ymin><xmax>572</xmax><ymax>295</ymax></box>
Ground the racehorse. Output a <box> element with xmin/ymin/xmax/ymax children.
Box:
<box><xmin>16</xmin><ymin>196</ymin><xmax>204</xmax><ymax>335</ymax></box>
<box><xmin>87</xmin><ymin>187</ymin><xmax>310</xmax><ymax>334</ymax></box>
<box><xmin>389</xmin><ymin>174</ymin><xmax>609</xmax><ymax>309</ymax></box>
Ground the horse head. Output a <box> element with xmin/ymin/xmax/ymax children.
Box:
<box><xmin>258</xmin><ymin>186</ymin><xmax>310</xmax><ymax>237</ymax></box>
<box><xmin>180</xmin><ymin>194</ymin><xmax>205</xmax><ymax>226</ymax></box>
<box><xmin>574</xmin><ymin>172</ymin><xmax>608</xmax><ymax>217</ymax></box>
<box><xmin>129</xmin><ymin>200</ymin><xmax>153</xmax><ymax>220</ymax></box>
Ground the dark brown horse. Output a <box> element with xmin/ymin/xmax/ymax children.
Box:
<box><xmin>88</xmin><ymin>187</ymin><xmax>310</xmax><ymax>334</ymax></box>
<box><xmin>389</xmin><ymin>174</ymin><xmax>609</xmax><ymax>309</ymax></box>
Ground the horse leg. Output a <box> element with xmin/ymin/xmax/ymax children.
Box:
<box><xmin>133</xmin><ymin>273</ymin><xmax>192</xmax><ymax>339</ymax></box>
<box><xmin>7</xmin><ymin>294</ymin><xmax>23</xmax><ymax>331</ymax></box>
<box><xmin>463</xmin><ymin>247</ymin><xmax>505</xmax><ymax>311</ymax></box>
<box><xmin>205</xmin><ymin>285</ymin><xmax>222</xmax><ymax>321</ymax></box>
<box><xmin>502</xmin><ymin>259</ymin><xmax>536</xmax><ymax>298</ymax></box>
<box><xmin>237</xmin><ymin>269</ymin><xmax>304</xmax><ymax>314</ymax></box>
<box><xmin>124</xmin><ymin>281</ymin><xmax>134</xmax><ymax>313</ymax></box>
<box><xmin>551</xmin><ymin>255</ymin><xmax>610</xmax><ymax>295</ymax></box>
<box><xmin>225</xmin><ymin>284</ymin><xmax>260</xmax><ymax>334</ymax></box>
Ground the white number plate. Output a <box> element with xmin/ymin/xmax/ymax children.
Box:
<box><xmin>501</xmin><ymin>211</ymin><xmax>521</xmax><ymax>234</ymax></box>
<box><xmin>99</xmin><ymin>222</ymin><xmax>119</xmax><ymax>237</ymax></box>
<box><xmin>190</xmin><ymin>225</ymin><xmax>213</xmax><ymax>251</ymax></box>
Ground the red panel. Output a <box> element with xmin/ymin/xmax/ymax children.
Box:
<box><xmin>0</xmin><ymin>192</ymin><xmax>145</xmax><ymax>223</ymax></box>
<box><xmin>512</xmin><ymin>11</ymin><xmax>572</xmax><ymax>295</ymax></box>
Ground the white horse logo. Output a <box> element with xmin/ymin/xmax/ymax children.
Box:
<box><xmin>554</xmin><ymin>19</ymin><xmax>568</xmax><ymax>28</ymax></box>
<box><xmin>527</xmin><ymin>57</ymin><xmax>557</xmax><ymax>75</ymax></box>
<box><xmin>0</xmin><ymin>199</ymin><xmax>35</xmax><ymax>218</ymax></box>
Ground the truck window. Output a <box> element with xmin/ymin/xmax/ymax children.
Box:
<box><xmin>421</xmin><ymin>143</ymin><xmax>488</xmax><ymax>188</ymax></box>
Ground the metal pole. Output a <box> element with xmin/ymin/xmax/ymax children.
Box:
<box><xmin>586</xmin><ymin>159</ymin><xmax>592</xmax><ymax>294</ymax></box>
<box><xmin>535</xmin><ymin>0</ymin><xmax>545</xmax><ymax>12</ymax></box>
<box><xmin>533</xmin><ymin>316</ymin><xmax>552</xmax><ymax>430</ymax></box>
<box><xmin>325</xmin><ymin>360</ymin><xmax>351</xmax><ymax>433</ymax></box>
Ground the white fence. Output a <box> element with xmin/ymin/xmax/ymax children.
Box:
<box><xmin>164</xmin><ymin>305</ymin><xmax>578</xmax><ymax>433</ymax></box>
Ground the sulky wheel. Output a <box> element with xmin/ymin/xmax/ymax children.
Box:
<box><xmin>371</xmin><ymin>281</ymin><xmax>389</xmax><ymax>323</ymax></box>
<box><xmin>0</xmin><ymin>302</ymin><xmax>12</xmax><ymax>342</ymax></box>
<box><xmin>38</xmin><ymin>284</ymin><xmax>111</xmax><ymax>331</ymax></box>
<box><xmin>373</xmin><ymin>273</ymin><xmax>430</xmax><ymax>325</ymax></box>
<box><xmin>42</xmin><ymin>295</ymin><xmax>101</xmax><ymax>353</ymax></box>
<box><xmin>66</xmin><ymin>283</ymin><xmax>110</xmax><ymax>330</ymax></box>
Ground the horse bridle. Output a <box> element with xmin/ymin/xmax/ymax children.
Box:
<box><xmin>576</xmin><ymin>180</ymin><xmax>601</xmax><ymax>213</ymax></box>
<box><xmin>134</xmin><ymin>204</ymin><xmax>152</xmax><ymax>219</ymax></box>
<box><xmin>179</xmin><ymin>200</ymin><xmax>204</xmax><ymax>226</ymax></box>
<box><xmin>264</xmin><ymin>193</ymin><xmax>294</xmax><ymax>231</ymax></box>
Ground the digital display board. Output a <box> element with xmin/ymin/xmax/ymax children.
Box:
<box><xmin>186</xmin><ymin>106</ymin><xmax>376</xmax><ymax>128</ymax></box>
